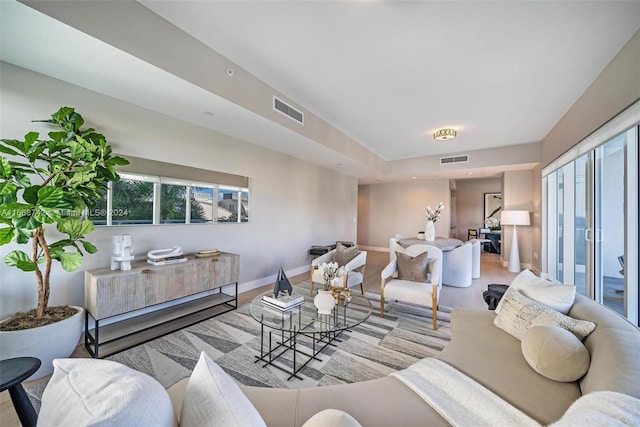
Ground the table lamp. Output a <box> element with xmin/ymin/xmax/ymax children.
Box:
<box><xmin>501</xmin><ymin>210</ymin><xmax>530</xmax><ymax>273</ymax></box>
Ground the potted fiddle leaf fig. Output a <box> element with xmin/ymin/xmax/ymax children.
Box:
<box><xmin>0</xmin><ymin>106</ymin><xmax>128</xmax><ymax>378</ymax></box>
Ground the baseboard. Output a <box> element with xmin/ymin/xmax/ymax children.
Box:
<box><xmin>360</xmin><ymin>245</ymin><xmax>388</xmax><ymax>252</ymax></box>
<box><xmin>234</xmin><ymin>265</ymin><xmax>311</xmax><ymax>294</ymax></box>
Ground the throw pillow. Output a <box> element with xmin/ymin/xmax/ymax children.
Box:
<box><xmin>396</xmin><ymin>250</ymin><xmax>429</xmax><ymax>282</ymax></box>
<box><xmin>494</xmin><ymin>288</ymin><xmax>596</xmax><ymax>341</ymax></box>
<box><xmin>331</xmin><ymin>242</ymin><xmax>360</xmax><ymax>267</ymax></box>
<box><xmin>37</xmin><ymin>358</ymin><xmax>176</xmax><ymax>427</ymax></box>
<box><xmin>302</xmin><ymin>409</ymin><xmax>363</xmax><ymax>427</ymax></box>
<box><xmin>521</xmin><ymin>325</ymin><xmax>591</xmax><ymax>382</ymax></box>
<box><xmin>180</xmin><ymin>351</ymin><xmax>266</xmax><ymax>427</ymax></box>
<box><xmin>495</xmin><ymin>269</ymin><xmax>576</xmax><ymax>314</ymax></box>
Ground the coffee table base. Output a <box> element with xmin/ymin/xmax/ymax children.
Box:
<box><xmin>254</xmin><ymin>321</ymin><xmax>346</xmax><ymax>381</ymax></box>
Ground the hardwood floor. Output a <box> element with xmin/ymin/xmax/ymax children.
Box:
<box><xmin>0</xmin><ymin>250</ymin><xmax>516</xmax><ymax>425</ymax></box>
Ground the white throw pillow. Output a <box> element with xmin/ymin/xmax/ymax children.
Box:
<box><xmin>496</xmin><ymin>269</ymin><xmax>576</xmax><ymax>314</ymax></box>
<box><xmin>302</xmin><ymin>409</ymin><xmax>362</xmax><ymax>427</ymax></box>
<box><xmin>521</xmin><ymin>325</ymin><xmax>591</xmax><ymax>382</ymax></box>
<box><xmin>37</xmin><ymin>358</ymin><xmax>176</xmax><ymax>427</ymax></box>
<box><xmin>180</xmin><ymin>351</ymin><xmax>266</xmax><ymax>427</ymax></box>
<box><xmin>494</xmin><ymin>288</ymin><xmax>596</xmax><ymax>341</ymax></box>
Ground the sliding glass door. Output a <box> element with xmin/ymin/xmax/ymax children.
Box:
<box><xmin>544</xmin><ymin>125</ymin><xmax>638</xmax><ymax>325</ymax></box>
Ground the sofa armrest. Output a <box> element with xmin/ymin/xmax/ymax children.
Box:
<box><xmin>381</xmin><ymin>260</ymin><xmax>398</xmax><ymax>281</ymax></box>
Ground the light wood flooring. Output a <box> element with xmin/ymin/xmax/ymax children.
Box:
<box><xmin>0</xmin><ymin>250</ymin><xmax>516</xmax><ymax>425</ymax></box>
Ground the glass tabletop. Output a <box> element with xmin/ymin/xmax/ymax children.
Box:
<box><xmin>249</xmin><ymin>289</ymin><xmax>372</xmax><ymax>334</ymax></box>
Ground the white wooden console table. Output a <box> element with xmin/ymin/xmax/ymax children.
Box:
<box><xmin>84</xmin><ymin>252</ymin><xmax>239</xmax><ymax>358</ymax></box>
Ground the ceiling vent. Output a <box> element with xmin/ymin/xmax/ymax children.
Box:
<box><xmin>440</xmin><ymin>155</ymin><xmax>469</xmax><ymax>165</ymax></box>
<box><xmin>273</xmin><ymin>96</ymin><xmax>304</xmax><ymax>125</ymax></box>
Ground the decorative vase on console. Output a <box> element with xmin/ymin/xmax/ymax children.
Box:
<box><xmin>314</xmin><ymin>289</ymin><xmax>336</xmax><ymax>315</ymax></box>
<box><xmin>425</xmin><ymin>201</ymin><xmax>445</xmax><ymax>242</ymax></box>
<box><xmin>425</xmin><ymin>221</ymin><xmax>436</xmax><ymax>241</ymax></box>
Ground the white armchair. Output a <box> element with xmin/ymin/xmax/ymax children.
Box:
<box><xmin>390</xmin><ymin>238</ymin><xmax>442</xmax><ymax>287</ymax></box>
<box><xmin>469</xmin><ymin>238</ymin><xmax>481</xmax><ymax>279</ymax></box>
<box><xmin>310</xmin><ymin>249</ymin><xmax>367</xmax><ymax>295</ymax></box>
<box><xmin>442</xmin><ymin>242</ymin><xmax>473</xmax><ymax>287</ymax></box>
<box><xmin>380</xmin><ymin>245</ymin><xmax>443</xmax><ymax>330</ymax></box>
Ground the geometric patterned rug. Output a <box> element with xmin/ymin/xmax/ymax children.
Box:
<box><xmin>26</xmin><ymin>283</ymin><xmax>451</xmax><ymax>410</ymax></box>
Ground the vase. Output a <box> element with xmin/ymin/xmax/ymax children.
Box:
<box><xmin>425</xmin><ymin>220</ymin><xmax>436</xmax><ymax>241</ymax></box>
<box><xmin>314</xmin><ymin>289</ymin><xmax>336</xmax><ymax>315</ymax></box>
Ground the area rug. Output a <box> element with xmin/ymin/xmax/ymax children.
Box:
<box><xmin>26</xmin><ymin>283</ymin><xmax>451</xmax><ymax>410</ymax></box>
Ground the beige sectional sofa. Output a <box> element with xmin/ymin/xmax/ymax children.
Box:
<box><xmin>37</xmin><ymin>277</ymin><xmax>640</xmax><ymax>426</ymax></box>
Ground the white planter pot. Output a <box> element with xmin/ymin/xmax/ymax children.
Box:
<box><xmin>0</xmin><ymin>306</ymin><xmax>84</xmax><ymax>380</ymax></box>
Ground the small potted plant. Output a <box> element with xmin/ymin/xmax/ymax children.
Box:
<box><xmin>0</xmin><ymin>107</ymin><xmax>128</xmax><ymax>378</ymax></box>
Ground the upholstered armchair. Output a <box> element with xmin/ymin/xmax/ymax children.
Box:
<box><xmin>389</xmin><ymin>238</ymin><xmax>442</xmax><ymax>287</ymax></box>
<box><xmin>380</xmin><ymin>244</ymin><xmax>443</xmax><ymax>330</ymax></box>
<box><xmin>442</xmin><ymin>242</ymin><xmax>473</xmax><ymax>287</ymax></box>
<box><xmin>469</xmin><ymin>239</ymin><xmax>481</xmax><ymax>279</ymax></box>
<box><xmin>310</xmin><ymin>248</ymin><xmax>367</xmax><ymax>295</ymax></box>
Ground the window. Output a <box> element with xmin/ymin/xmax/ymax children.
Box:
<box><xmin>91</xmin><ymin>173</ymin><xmax>249</xmax><ymax>226</ymax></box>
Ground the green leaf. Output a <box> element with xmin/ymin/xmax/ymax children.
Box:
<box><xmin>22</xmin><ymin>186</ymin><xmax>40</xmax><ymax>204</ymax></box>
<box><xmin>57</xmin><ymin>251</ymin><xmax>84</xmax><ymax>272</ymax></box>
<box><xmin>0</xmin><ymin>156</ymin><xmax>11</xmax><ymax>178</ymax></box>
<box><xmin>34</xmin><ymin>206</ymin><xmax>62</xmax><ymax>224</ymax></box>
<box><xmin>80</xmin><ymin>240</ymin><xmax>98</xmax><ymax>254</ymax></box>
<box><xmin>48</xmin><ymin>131</ymin><xmax>66</xmax><ymax>142</ymax></box>
<box><xmin>13</xmin><ymin>215</ymin><xmax>41</xmax><ymax>232</ymax></box>
<box><xmin>0</xmin><ymin>226</ymin><xmax>14</xmax><ymax>245</ymax></box>
<box><xmin>68</xmin><ymin>140</ymin><xmax>86</xmax><ymax>160</ymax></box>
<box><xmin>23</xmin><ymin>132</ymin><xmax>38</xmax><ymax>152</ymax></box>
<box><xmin>37</xmin><ymin>186</ymin><xmax>64</xmax><ymax>208</ymax></box>
<box><xmin>4</xmin><ymin>250</ymin><xmax>38</xmax><ymax>272</ymax></box>
<box><xmin>0</xmin><ymin>144</ymin><xmax>20</xmax><ymax>156</ymax></box>
<box><xmin>78</xmin><ymin>219</ymin><xmax>94</xmax><ymax>237</ymax></box>
<box><xmin>108</xmin><ymin>156</ymin><xmax>130</xmax><ymax>166</ymax></box>
<box><xmin>13</xmin><ymin>170</ymin><xmax>31</xmax><ymax>188</ymax></box>
<box><xmin>0</xmin><ymin>181</ymin><xmax>17</xmax><ymax>196</ymax></box>
<box><xmin>27</xmin><ymin>142</ymin><xmax>46</xmax><ymax>163</ymax></box>
<box><xmin>0</xmin><ymin>203</ymin><xmax>33</xmax><ymax>219</ymax></box>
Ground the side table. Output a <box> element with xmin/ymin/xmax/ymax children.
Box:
<box><xmin>483</xmin><ymin>284</ymin><xmax>509</xmax><ymax>310</ymax></box>
<box><xmin>0</xmin><ymin>357</ymin><xmax>41</xmax><ymax>427</ymax></box>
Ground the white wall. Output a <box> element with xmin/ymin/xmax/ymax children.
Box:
<box><xmin>357</xmin><ymin>179</ymin><xmax>450</xmax><ymax>249</ymax></box>
<box><xmin>453</xmin><ymin>178</ymin><xmax>502</xmax><ymax>241</ymax></box>
<box><xmin>0</xmin><ymin>63</ymin><xmax>358</xmax><ymax>318</ymax></box>
<box><xmin>502</xmin><ymin>170</ymin><xmax>534</xmax><ymax>269</ymax></box>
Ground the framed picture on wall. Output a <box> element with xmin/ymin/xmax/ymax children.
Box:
<box><xmin>484</xmin><ymin>192</ymin><xmax>502</xmax><ymax>225</ymax></box>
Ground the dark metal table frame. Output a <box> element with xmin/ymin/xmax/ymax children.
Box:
<box><xmin>250</xmin><ymin>293</ymin><xmax>371</xmax><ymax>381</ymax></box>
<box><xmin>0</xmin><ymin>357</ymin><xmax>41</xmax><ymax>427</ymax></box>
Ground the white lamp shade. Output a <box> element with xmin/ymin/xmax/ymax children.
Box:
<box><xmin>501</xmin><ymin>210</ymin><xmax>530</xmax><ymax>226</ymax></box>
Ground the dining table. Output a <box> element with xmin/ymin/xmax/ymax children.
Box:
<box><xmin>398</xmin><ymin>237</ymin><xmax>463</xmax><ymax>252</ymax></box>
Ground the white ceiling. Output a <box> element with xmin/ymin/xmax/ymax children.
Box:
<box><xmin>2</xmin><ymin>0</ymin><xmax>639</xmax><ymax>183</ymax></box>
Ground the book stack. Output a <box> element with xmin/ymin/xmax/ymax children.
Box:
<box><xmin>147</xmin><ymin>255</ymin><xmax>188</xmax><ymax>266</ymax></box>
<box><xmin>261</xmin><ymin>293</ymin><xmax>304</xmax><ymax>311</ymax></box>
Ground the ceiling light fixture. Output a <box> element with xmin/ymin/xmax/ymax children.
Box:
<box><xmin>433</xmin><ymin>128</ymin><xmax>457</xmax><ymax>141</ymax></box>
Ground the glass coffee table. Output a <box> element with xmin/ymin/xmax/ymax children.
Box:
<box><xmin>249</xmin><ymin>290</ymin><xmax>372</xmax><ymax>380</ymax></box>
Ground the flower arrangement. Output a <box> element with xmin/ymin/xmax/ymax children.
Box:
<box><xmin>485</xmin><ymin>217</ymin><xmax>500</xmax><ymax>230</ymax></box>
<box><xmin>316</xmin><ymin>261</ymin><xmax>346</xmax><ymax>290</ymax></box>
<box><xmin>425</xmin><ymin>202</ymin><xmax>445</xmax><ymax>223</ymax></box>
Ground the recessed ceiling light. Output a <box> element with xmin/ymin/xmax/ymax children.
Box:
<box><xmin>226</xmin><ymin>67</ymin><xmax>235</xmax><ymax>77</ymax></box>
<box><xmin>411</xmin><ymin>176</ymin><xmax>417</xmax><ymax>179</ymax></box>
<box><xmin>467</xmin><ymin>172</ymin><xmax>473</xmax><ymax>175</ymax></box>
<box><xmin>433</xmin><ymin>128</ymin><xmax>457</xmax><ymax>141</ymax></box>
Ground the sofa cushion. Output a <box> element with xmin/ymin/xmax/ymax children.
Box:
<box><xmin>521</xmin><ymin>325</ymin><xmax>590</xmax><ymax>382</ymax></box>
<box><xmin>302</xmin><ymin>409</ymin><xmax>362</xmax><ymax>427</ymax></box>
<box><xmin>180</xmin><ymin>352</ymin><xmax>266</xmax><ymax>427</ymax></box>
<box><xmin>437</xmin><ymin>309</ymin><xmax>582</xmax><ymax>425</ymax></box>
<box><xmin>494</xmin><ymin>288</ymin><xmax>596</xmax><ymax>341</ymax></box>
<box><xmin>396</xmin><ymin>250</ymin><xmax>429</xmax><ymax>281</ymax></box>
<box><xmin>331</xmin><ymin>242</ymin><xmax>360</xmax><ymax>266</ymax></box>
<box><xmin>496</xmin><ymin>269</ymin><xmax>575</xmax><ymax>314</ymax></box>
<box><xmin>37</xmin><ymin>358</ymin><xmax>176</xmax><ymax>427</ymax></box>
